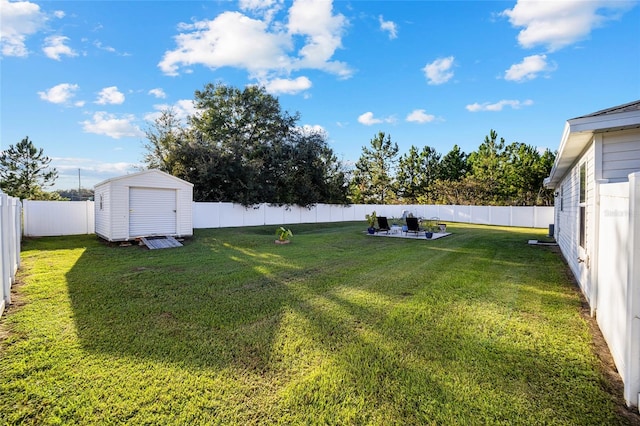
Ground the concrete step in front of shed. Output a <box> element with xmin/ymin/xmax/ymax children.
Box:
<box><xmin>140</xmin><ymin>236</ymin><xmax>183</xmax><ymax>250</ymax></box>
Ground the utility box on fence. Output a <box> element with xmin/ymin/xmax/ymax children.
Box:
<box><xmin>94</xmin><ymin>169</ymin><xmax>193</xmax><ymax>242</ymax></box>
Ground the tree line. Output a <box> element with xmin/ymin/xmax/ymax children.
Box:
<box><xmin>351</xmin><ymin>130</ymin><xmax>555</xmax><ymax>206</ymax></box>
<box><xmin>1</xmin><ymin>83</ymin><xmax>555</xmax><ymax>206</ymax></box>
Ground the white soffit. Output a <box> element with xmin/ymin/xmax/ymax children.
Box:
<box><xmin>545</xmin><ymin>103</ymin><xmax>640</xmax><ymax>188</ymax></box>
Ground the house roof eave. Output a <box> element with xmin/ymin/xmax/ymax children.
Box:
<box><xmin>544</xmin><ymin>105</ymin><xmax>640</xmax><ymax>189</ymax></box>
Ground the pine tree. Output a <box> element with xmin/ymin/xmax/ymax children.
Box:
<box><xmin>0</xmin><ymin>136</ymin><xmax>58</xmax><ymax>199</ymax></box>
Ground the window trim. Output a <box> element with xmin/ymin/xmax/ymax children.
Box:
<box><xmin>578</xmin><ymin>163</ymin><xmax>586</xmax><ymax>249</ymax></box>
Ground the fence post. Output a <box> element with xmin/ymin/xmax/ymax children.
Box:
<box><xmin>86</xmin><ymin>200</ymin><xmax>91</xmax><ymax>234</ymax></box>
<box><xmin>0</xmin><ymin>194</ymin><xmax>5</xmax><ymax>315</ymax></box>
<box><xmin>1</xmin><ymin>193</ymin><xmax>22</xmax><ymax>317</ymax></box>
<box><xmin>1</xmin><ymin>193</ymin><xmax>10</xmax><ymax>307</ymax></box>
<box><xmin>624</xmin><ymin>173</ymin><xmax>640</xmax><ymax>406</ymax></box>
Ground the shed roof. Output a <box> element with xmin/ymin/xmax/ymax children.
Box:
<box><xmin>94</xmin><ymin>169</ymin><xmax>194</xmax><ymax>188</ymax></box>
<box><xmin>544</xmin><ymin>100</ymin><xmax>640</xmax><ymax>188</ymax></box>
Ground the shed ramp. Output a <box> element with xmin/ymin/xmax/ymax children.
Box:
<box><xmin>140</xmin><ymin>236</ymin><xmax>183</xmax><ymax>249</ymax></box>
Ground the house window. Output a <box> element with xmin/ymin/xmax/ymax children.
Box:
<box><xmin>560</xmin><ymin>185</ymin><xmax>564</xmax><ymax>212</ymax></box>
<box><xmin>99</xmin><ymin>194</ymin><xmax>104</xmax><ymax>211</ymax></box>
<box><xmin>579</xmin><ymin>164</ymin><xmax>586</xmax><ymax>248</ymax></box>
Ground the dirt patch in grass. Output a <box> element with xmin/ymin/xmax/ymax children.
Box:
<box><xmin>549</xmin><ymin>246</ymin><xmax>640</xmax><ymax>425</ymax></box>
<box><xmin>580</xmin><ymin>299</ymin><xmax>640</xmax><ymax>425</ymax></box>
<box><xmin>0</xmin><ymin>277</ymin><xmax>28</xmax><ymax>342</ymax></box>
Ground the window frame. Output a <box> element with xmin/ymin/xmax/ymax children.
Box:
<box><xmin>578</xmin><ymin>163</ymin><xmax>586</xmax><ymax>249</ymax></box>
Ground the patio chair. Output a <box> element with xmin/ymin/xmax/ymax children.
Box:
<box><xmin>376</xmin><ymin>216</ymin><xmax>391</xmax><ymax>234</ymax></box>
<box><xmin>405</xmin><ymin>217</ymin><xmax>420</xmax><ymax>236</ymax></box>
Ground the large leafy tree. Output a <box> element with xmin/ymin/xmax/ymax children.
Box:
<box><xmin>276</xmin><ymin>128</ymin><xmax>349</xmax><ymax>206</ymax></box>
<box><xmin>0</xmin><ymin>136</ymin><xmax>58</xmax><ymax>200</ymax></box>
<box><xmin>143</xmin><ymin>84</ymin><xmax>348</xmax><ymax>206</ymax></box>
<box><xmin>351</xmin><ymin>132</ymin><xmax>398</xmax><ymax>204</ymax></box>
<box><xmin>189</xmin><ymin>84</ymin><xmax>296</xmax><ymax>204</ymax></box>
<box><xmin>142</xmin><ymin>108</ymin><xmax>188</xmax><ymax>175</ymax></box>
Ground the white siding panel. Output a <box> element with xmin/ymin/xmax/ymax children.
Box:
<box><xmin>603</xmin><ymin>150</ymin><xmax>640</xmax><ymax>162</ymax></box>
<box><xmin>177</xmin><ymin>188</ymin><xmax>193</xmax><ymax>237</ymax></box>
<box><xmin>555</xmin><ymin>141</ymin><xmax>595</xmax><ymax>302</ymax></box>
<box><xmin>111</xmin><ymin>184</ymin><xmax>130</xmax><ymax>241</ymax></box>
<box><xmin>129</xmin><ymin>187</ymin><xmax>177</xmax><ymax>237</ymax></box>
<box><xmin>94</xmin><ymin>187</ymin><xmax>111</xmax><ymax>239</ymax></box>
<box><xmin>602</xmin><ymin>129</ymin><xmax>640</xmax><ymax>182</ymax></box>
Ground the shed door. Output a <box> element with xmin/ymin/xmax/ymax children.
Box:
<box><xmin>129</xmin><ymin>187</ymin><xmax>177</xmax><ymax>237</ymax></box>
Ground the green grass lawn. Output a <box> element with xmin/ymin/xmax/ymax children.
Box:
<box><xmin>0</xmin><ymin>222</ymin><xmax>628</xmax><ymax>424</ymax></box>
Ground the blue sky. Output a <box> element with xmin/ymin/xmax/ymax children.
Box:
<box><xmin>1</xmin><ymin>0</ymin><xmax>639</xmax><ymax>190</ymax></box>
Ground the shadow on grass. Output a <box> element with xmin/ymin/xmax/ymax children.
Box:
<box><xmin>63</xmin><ymin>223</ymin><xmax>619</xmax><ymax>422</ymax></box>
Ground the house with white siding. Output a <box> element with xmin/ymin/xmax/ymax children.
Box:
<box><xmin>544</xmin><ymin>100</ymin><xmax>640</xmax><ymax>408</ymax></box>
<box><xmin>94</xmin><ymin>169</ymin><xmax>193</xmax><ymax>242</ymax></box>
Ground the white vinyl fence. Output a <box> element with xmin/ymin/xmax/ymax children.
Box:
<box><xmin>22</xmin><ymin>201</ymin><xmax>554</xmax><ymax>237</ymax></box>
<box><xmin>22</xmin><ymin>200</ymin><xmax>94</xmax><ymax>237</ymax></box>
<box><xmin>0</xmin><ymin>192</ymin><xmax>21</xmax><ymax>317</ymax></box>
<box><xmin>596</xmin><ymin>173</ymin><xmax>640</xmax><ymax>406</ymax></box>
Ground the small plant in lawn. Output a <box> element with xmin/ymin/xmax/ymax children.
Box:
<box><xmin>275</xmin><ymin>226</ymin><xmax>293</xmax><ymax>244</ymax></box>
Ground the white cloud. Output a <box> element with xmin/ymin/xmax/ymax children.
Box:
<box><xmin>379</xmin><ymin>15</ymin><xmax>398</xmax><ymax>39</ymax></box>
<box><xmin>52</xmin><ymin>157</ymin><xmax>140</xmax><ymax>190</ymax></box>
<box><xmin>358</xmin><ymin>112</ymin><xmax>382</xmax><ymax>126</ymax></box>
<box><xmin>423</xmin><ymin>56</ymin><xmax>455</xmax><ymax>85</ymax></box>
<box><xmin>263</xmin><ymin>76</ymin><xmax>311</xmax><ymax>94</ymax></box>
<box><xmin>94</xmin><ymin>40</ymin><xmax>116</xmax><ymax>53</ymax></box>
<box><xmin>466</xmin><ymin>99</ymin><xmax>534</xmax><ymax>112</ymax></box>
<box><xmin>159</xmin><ymin>11</ymin><xmax>291</xmax><ymax>77</ymax></box>
<box><xmin>239</xmin><ymin>0</ymin><xmax>283</xmax><ymax>22</ymax></box>
<box><xmin>288</xmin><ymin>0</ymin><xmax>351</xmax><ymax>77</ymax></box>
<box><xmin>38</xmin><ymin>83</ymin><xmax>79</xmax><ymax>104</ymax></box>
<box><xmin>0</xmin><ymin>0</ymin><xmax>46</xmax><ymax>57</ymax></box>
<box><xmin>144</xmin><ymin>99</ymin><xmax>197</xmax><ymax>124</ymax></box>
<box><xmin>406</xmin><ymin>109</ymin><xmax>435</xmax><ymax>123</ymax></box>
<box><xmin>159</xmin><ymin>0</ymin><xmax>352</xmax><ymax>82</ymax></box>
<box><xmin>148</xmin><ymin>88</ymin><xmax>167</xmax><ymax>99</ymax></box>
<box><xmin>93</xmin><ymin>40</ymin><xmax>130</xmax><ymax>56</ymax></box>
<box><xmin>357</xmin><ymin>112</ymin><xmax>396</xmax><ymax>126</ymax></box>
<box><xmin>173</xmin><ymin>99</ymin><xmax>198</xmax><ymax>120</ymax></box>
<box><xmin>501</xmin><ymin>0</ymin><xmax>634</xmax><ymax>52</ymax></box>
<box><xmin>81</xmin><ymin>112</ymin><xmax>144</xmax><ymax>139</ymax></box>
<box><xmin>239</xmin><ymin>0</ymin><xmax>282</xmax><ymax>11</ymax></box>
<box><xmin>504</xmin><ymin>54</ymin><xmax>556</xmax><ymax>82</ymax></box>
<box><xmin>95</xmin><ymin>86</ymin><xmax>125</xmax><ymax>105</ymax></box>
<box><xmin>43</xmin><ymin>35</ymin><xmax>77</xmax><ymax>60</ymax></box>
<box><xmin>54</xmin><ymin>157</ymin><xmax>135</xmax><ymax>174</ymax></box>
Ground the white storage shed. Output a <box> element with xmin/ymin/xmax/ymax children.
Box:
<box><xmin>94</xmin><ymin>169</ymin><xmax>193</xmax><ymax>242</ymax></box>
